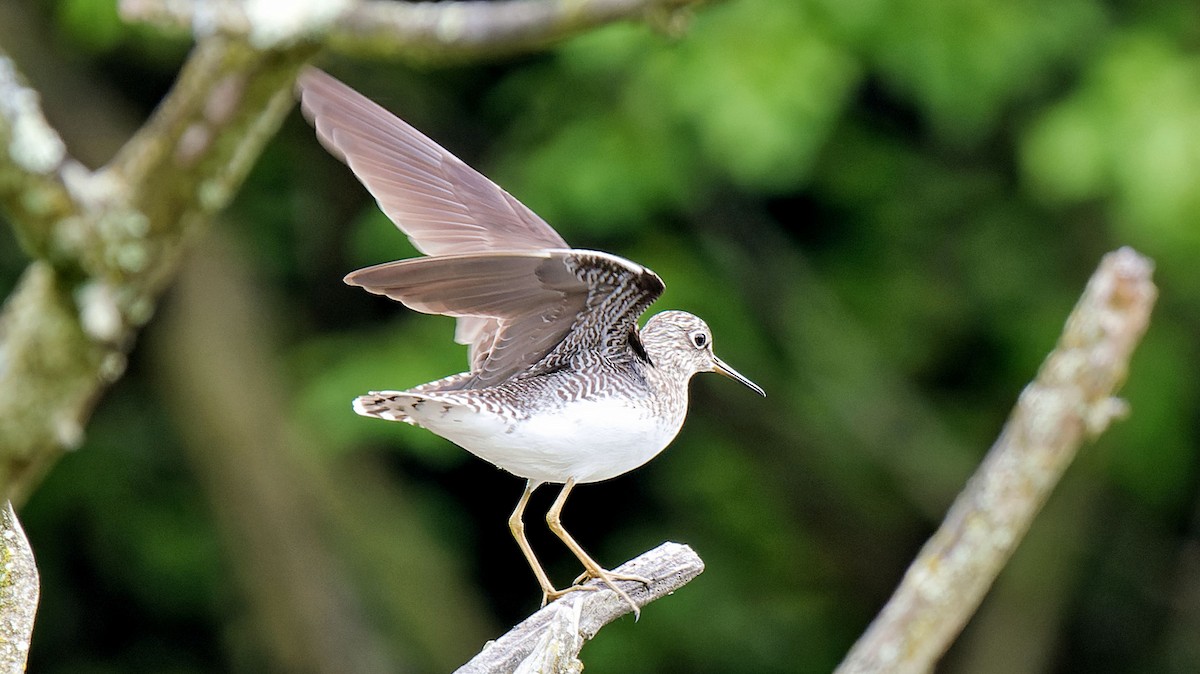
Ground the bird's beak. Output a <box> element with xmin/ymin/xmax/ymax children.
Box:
<box><xmin>712</xmin><ymin>356</ymin><xmax>766</xmax><ymax>397</ymax></box>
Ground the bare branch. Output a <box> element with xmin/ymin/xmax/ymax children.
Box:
<box><xmin>0</xmin><ymin>502</ymin><xmax>38</xmax><ymax>674</ymax></box>
<box><xmin>118</xmin><ymin>0</ymin><xmax>345</xmax><ymax>49</ymax></box>
<box><xmin>120</xmin><ymin>0</ymin><xmax>704</xmax><ymax>62</ymax></box>
<box><xmin>329</xmin><ymin>0</ymin><xmax>700</xmax><ymax>60</ymax></box>
<box><xmin>455</xmin><ymin>542</ymin><xmax>705</xmax><ymax>674</ymax></box>
<box><xmin>836</xmin><ymin>247</ymin><xmax>1157</xmax><ymax>673</ymax></box>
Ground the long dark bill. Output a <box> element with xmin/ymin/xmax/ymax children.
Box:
<box><xmin>713</xmin><ymin>356</ymin><xmax>766</xmax><ymax>397</ymax></box>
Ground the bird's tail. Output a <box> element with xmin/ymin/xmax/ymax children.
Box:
<box><xmin>352</xmin><ymin>391</ymin><xmax>420</xmax><ymax>424</ymax></box>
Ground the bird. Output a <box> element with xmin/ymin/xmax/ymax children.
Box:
<box><xmin>296</xmin><ymin>68</ymin><xmax>765</xmax><ymax>618</ymax></box>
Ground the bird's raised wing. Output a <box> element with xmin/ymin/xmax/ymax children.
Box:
<box><xmin>297</xmin><ymin>68</ymin><xmax>570</xmax><ymax>365</ymax></box>
<box><xmin>297</xmin><ymin>68</ymin><xmax>566</xmax><ymax>254</ymax></box>
<box><xmin>345</xmin><ymin>250</ymin><xmax>664</xmax><ymax>389</ymax></box>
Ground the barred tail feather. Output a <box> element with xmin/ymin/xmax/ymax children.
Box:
<box><xmin>352</xmin><ymin>391</ymin><xmax>418</xmax><ymax>424</ymax></box>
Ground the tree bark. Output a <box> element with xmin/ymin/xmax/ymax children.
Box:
<box><xmin>837</xmin><ymin>248</ymin><xmax>1157</xmax><ymax>673</ymax></box>
<box><xmin>456</xmin><ymin>542</ymin><xmax>705</xmax><ymax>674</ymax></box>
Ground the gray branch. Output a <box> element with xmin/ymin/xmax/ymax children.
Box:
<box><xmin>455</xmin><ymin>542</ymin><xmax>704</xmax><ymax>674</ymax></box>
<box><xmin>119</xmin><ymin>0</ymin><xmax>704</xmax><ymax>62</ymax></box>
<box><xmin>836</xmin><ymin>247</ymin><xmax>1158</xmax><ymax>673</ymax></box>
<box><xmin>0</xmin><ymin>503</ymin><xmax>37</xmax><ymax>674</ymax></box>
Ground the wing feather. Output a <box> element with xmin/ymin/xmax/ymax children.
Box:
<box><xmin>300</xmin><ymin>70</ymin><xmax>665</xmax><ymax>386</ymax></box>
<box><xmin>297</xmin><ymin>69</ymin><xmax>566</xmax><ymax>255</ymax></box>
<box><xmin>345</xmin><ymin>251</ymin><xmax>663</xmax><ymax>388</ymax></box>
<box><xmin>298</xmin><ymin>68</ymin><xmax>574</xmax><ymax>367</ymax></box>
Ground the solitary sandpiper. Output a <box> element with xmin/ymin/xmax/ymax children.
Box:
<box><xmin>297</xmin><ymin>69</ymin><xmax>765</xmax><ymax>618</ymax></box>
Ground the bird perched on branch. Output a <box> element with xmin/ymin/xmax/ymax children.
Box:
<box><xmin>297</xmin><ymin>68</ymin><xmax>764</xmax><ymax>618</ymax></box>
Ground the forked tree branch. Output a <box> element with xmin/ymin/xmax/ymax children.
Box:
<box><xmin>0</xmin><ymin>37</ymin><xmax>314</xmax><ymax>503</ymax></box>
<box><xmin>836</xmin><ymin>247</ymin><xmax>1157</xmax><ymax>673</ymax></box>
<box><xmin>455</xmin><ymin>542</ymin><xmax>705</xmax><ymax>674</ymax></box>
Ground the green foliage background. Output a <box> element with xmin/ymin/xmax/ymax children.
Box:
<box><xmin>5</xmin><ymin>0</ymin><xmax>1200</xmax><ymax>671</ymax></box>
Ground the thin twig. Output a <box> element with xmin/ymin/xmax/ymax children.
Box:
<box><xmin>836</xmin><ymin>247</ymin><xmax>1157</xmax><ymax>673</ymax></box>
<box><xmin>455</xmin><ymin>542</ymin><xmax>705</xmax><ymax>674</ymax></box>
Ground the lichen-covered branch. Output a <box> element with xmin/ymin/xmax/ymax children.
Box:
<box><xmin>120</xmin><ymin>0</ymin><xmax>704</xmax><ymax>62</ymax></box>
<box><xmin>0</xmin><ymin>37</ymin><xmax>314</xmax><ymax>502</ymax></box>
<box><xmin>0</xmin><ymin>502</ymin><xmax>37</xmax><ymax>673</ymax></box>
<box><xmin>836</xmin><ymin>247</ymin><xmax>1157</xmax><ymax>673</ymax></box>
<box><xmin>455</xmin><ymin>542</ymin><xmax>705</xmax><ymax>674</ymax></box>
<box><xmin>0</xmin><ymin>49</ymin><xmax>80</xmax><ymax>260</ymax></box>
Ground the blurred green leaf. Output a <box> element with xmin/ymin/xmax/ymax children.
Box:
<box><xmin>867</xmin><ymin>0</ymin><xmax>1106</xmax><ymax>141</ymax></box>
<box><xmin>662</xmin><ymin>0</ymin><xmax>859</xmax><ymax>189</ymax></box>
<box><xmin>1022</xmin><ymin>35</ymin><xmax>1200</xmax><ymax>259</ymax></box>
<box><xmin>290</xmin><ymin>317</ymin><xmax>473</xmax><ymax>468</ymax></box>
<box><xmin>55</xmin><ymin>0</ymin><xmax>123</xmax><ymax>53</ymax></box>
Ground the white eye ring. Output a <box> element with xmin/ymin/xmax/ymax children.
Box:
<box><xmin>691</xmin><ymin>331</ymin><xmax>708</xmax><ymax>349</ymax></box>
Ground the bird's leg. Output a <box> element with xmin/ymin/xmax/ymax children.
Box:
<box><xmin>508</xmin><ymin>480</ymin><xmax>563</xmax><ymax>607</ymax></box>
<box><xmin>556</xmin><ymin>478</ymin><xmax>650</xmax><ymax>587</ymax></box>
<box><xmin>546</xmin><ymin>478</ymin><xmax>648</xmax><ymax>618</ymax></box>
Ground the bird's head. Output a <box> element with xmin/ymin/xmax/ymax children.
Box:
<box><xmin>640</xmin><ymin>311</ymin><xmax>765</xmax><ymax>396</ymax></box>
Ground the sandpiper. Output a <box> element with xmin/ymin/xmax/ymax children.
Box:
<box><xmin>297</xmin><ymin>69</ymin><xmax>765</xmax><ymax>618</ymax></box>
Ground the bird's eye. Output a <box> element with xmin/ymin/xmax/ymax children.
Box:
<box><xmin>691</xmin><ymin>332</ymin><xmax>708</xmax><ymax>349</ymax></box>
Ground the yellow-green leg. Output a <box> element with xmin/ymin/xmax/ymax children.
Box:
<box><xmin>508</xmin><ymin>480</ymin><xmax>563</xmax><ymax>606</ymax></box>
<box><xmin>545</xmin><ymin>478</ymin><xmax>649</xmax><ymax>618</ymax></box>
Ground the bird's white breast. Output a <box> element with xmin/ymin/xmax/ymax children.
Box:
<box><xmin>416</xmin><ymin>396</ymin><xmax>685</xmax><ymax>484</ymax></box>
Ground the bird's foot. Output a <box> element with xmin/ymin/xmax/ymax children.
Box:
<box><xmin>573</xmin><ymin>568</ymin><xmax>651</xmax><ymax>587</ymax></box>
<box><xmin>541</xmin><ymin>583</ymin><xmax>599</xmax><ymax>607</ymax></box>
<box><xmin>538</xmin><ymin>567</ymin><xmax>647</xmax><ymax>619</ymax></box>
<box><xmin>571</xmin><ymin>566</ymin><xmax>648</xmax><ymax>620</ymax></box>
